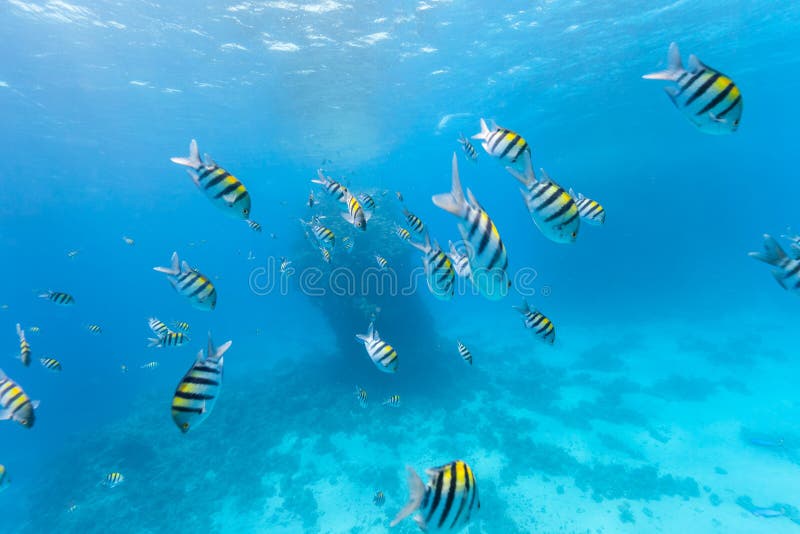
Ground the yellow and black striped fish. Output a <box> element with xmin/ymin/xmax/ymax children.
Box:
<box><xmin>358</xmin><ymin>192</ymin><xmax>376</xmax><ymax>210</ymax></box>
<box><xmin>457</xmin><ymin>134</ymin><xmax>478</xmax><ymax>162</ymax></box>
<box><xmin>0</xmin><ymin>464</ymin><xmax>9</xmax><ymax>491</ymax></box>
<box><xmin>148</xmin><ymin>331</ymin><xmax>189</xmax><ymax>348</ymax></box>
<box><xmin>141</xmin><ymin>362</ymin><xmax>159</xmax><ymax>370</ymax></box>
<box><xmin>148</xmin><ymin>317</ymin><xmax>170</xmax><ymax>337</ymax></box>
<box><xmin>154</xmin><ymin>252</ymin><xmax>217</xmax><ymax>311</ymax></box>
<box><xmin>749</xmin><ymin>234</ymin><xmax>800</xmax><ymax>295</ymax></box>
<box><xmin>375</xmin><ymin>255</ymin><xmax>388</xmax><ymax>270</ymax></box>
<box><xmin>101</xmin><ymin>472</ymin><xmax>124</xmax><ymax>488</ymax></box>
<box><xmin>354</xmin><ymin>385</ymin><xmax>368</xmax><ymax>408</ymax></box>
<box><xmin>301</xmin><ymin>218</ymin><xmax>336</xmax><ymax>250</ymax></box>
<box><xmin>16</xmin><ymin>324</ymin><xmax>31</xmax><ymax>367</ymax></box>
<box><xmin>312</xmin><ymin>169</ymin><xmax>347</xmax><ymax>201</ymax></box>
<box><xmin>433</xmin><ymin>154</ymin><xmax>509</xmax><ymax>300</ymax></box>
<box><xmin>391</xmin><ymin>460</ymin><xmax>480</xmax><ymax>531</ymax></box>
<box><xmin>0</xmin><ymin>368</ymin><xmax>38</xmax><ymax>428</ymax></box>
<box><xmin>408</xmin><ymin>233</ymin><xmax>455</xmax><ymax>301</ymax></box>
<box><xmin>643</xmin><ymin>42</ymin><xmax>742</xmax><ymax>134</ymax></box>
<box><xmin>448</xmin><ymin>241</ymin><xmax>472</xmax><ymax>279</ymax></box>
<box><xmin>342</xmin><ymin>236</ymin><xmax>354</xmax><ymax>253</ymax></box>
<box><xmin>342</xmin><ymin>190</ymin><xmax>369</xmax><ymax>230</ymax></box>
<box><xmin>173</xmin><ymin>321</ymin><xmax>190</xmax><ymax>332</ymax></box>
<box><xmin>320</xmin><ymin>247</ymin><xmax>332</xmax><ymax>264</ymax></box>
<box><xmin>86</xmin><ymin>324</ymin><xmax>102</xmax><ymax>335</ymax></box>
<box><xmin>403</xmin><ymin>207</ymin><xmax>425</xmax><ymax>234</ymax></box>
<box><xmin>246</xmin><ymin>219</ymin><xmax>262</xmax><ymax>232</ymax></box>
<box><xmin>394</xmin><ymin>225</ymin><xmax>412</xmax><ymax>241</ymax></box>
<box><xmin>508</xmin><ymin>154</ymin><xmax>580</xmax><ymax>244</ymax></box>
<box><xmin>373</xmin><ymin>490</ymin><xmax>385</xmax><ymax>507</ymax></box>
<box><xmin>514</xmin><ymin>298</ymin><xmax>555</xmax><ymax>345</ymax></box>
<box><xmin>171</xmin><ymin>333</ymin><xmax>232</xmax><ymax>433</ymax></box>
<box><xmin>39</xmin><ymin>357</ymin><xmax>62</xmax><ymax>372</ymax></box>
<box><xmin>171</xmin><ymin>139</ymin><xmax>252</xmax><ymax>219</ymax></box>
<box><xmin>382</xmin><ymin>395</ymin><xmax>401</xmax><ymax>407</ymax></box>
<box><xmin>472</xmin><ymin>118</ymin><xmax>530</xmax><ymax>164</ymax></box>
<box><xmin>29</xmin><ymin>326</ymin><xmax>40</xmax><ymax>335</ymax></box>
<box><xmin>355</xmin><ymin>321</ymin><xmax>398</xmax><ymax>373</ymax></box>
<box><xmin>39</xmin><ymin>291</ymin><xmax>75</xmax><ymax>306</ymax></box>
<box><xmin>457</xmin><ymin>340</ymin><xmax>472</xmax><ymax>365</ymax></box>
<box><xmin>569</xmin><ymin>188</ymin><xmax>606</xmax><ymax>226</ymax></box>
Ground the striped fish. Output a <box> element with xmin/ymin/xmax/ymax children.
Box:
<box><xmin>40</xmin><ymin>357</ymin><xmax>62</xmax><ymax>372</ymax></box>
<box><xmin>301</xmin><ymin>218</ymin><xmax>336</xmax><ymax>250</ymax></box>
<box><xmin>171</xmin><ymin>333</ymin><xmax>232</xmax><ymax>433</ymax></box>
<box><xmin>154</xmin><ymin>252</ymin><xmax>217</xmax><ymax>311</ymax></box>
<box><xmin>408</xmin><ymin>234</ymin><xmax>456</xmax><ymax>301</ymax></box>
<box><xmin>355</xmin><ymin>321</ymin><xmax>398</xmax><ymax>373</ymax></box>
<box><xmin>173</xmin><ymin>321</ymin><xmax>190</xmax><ymax>332</ymax></box>
<box><xmin>569</xmin><ymin>189</ymin><xmax>606</xmax><ymax>226</ymax></box>
<box><xmin>432</xmin><ymin>153</ymin><xmax>510</xmax><ymax>300</ymax></box>
<box><xmin>16</xmin><ymin>324</ymin><xmax>31</xmax><ymax>367</ymax></box>
<box><xmin>457</xmin><ymin>134</ymin><xmax>478</xmax><ymax>162</ymax></box>
<box><xmin>394</xmin><ymin>225</ymin><xmax>412</xmax><ymax>241</ymax></box>
<box><xmin>342</xmin><ymin>190</ymin><xmax>369</xmax><ymax>231</ymax></box>
<box><xmin>471</xmin><ymin>118</ymin><xmax>530</xmax><ymax>165</ymax></box>
<box><xmin>749</xmin><ymin>234</ymin><xmax>800</xmax><ymax>295</ymax></box>
<box><xmin>354</xmin><ymin>385</ymin><xmax>368</xmax><ymax>408</ymax></box>
<box><xmin>643</xmin><ymin>42</ymin><xmax>742</xmax><ymax>134</ymax></box>
<box><xmin>507</xmin><ymin>154</ymin><xmax>580</xmax><ymax>244</ymax></box>
<box><xmin>86</xmin><ymin>324</ymin><xmax>102</xmax><ymax>335</ymax></box>
<box><xmin>320</xmin><ymin>247</ymin><xmax>332</xmax><ymax>264</ymax></box>
<box><xmin>342</xmin><ymin>236</ymin><xmax>354</xmax><ymax>253</ymax></box>
<box><xmin>373</xmin><ymin>490</ymin><xmax>385</xmax><ymax>506</ymax></box>
<box><xmin>396</xmin><ymin>191</ymin><xmax>404</xmax><ymax>202</ymax></box>
<box><xmin>0</xmin><ymin>368</ymin><xmax>38</xmax><ymax>428</ymax></box>
<box><xmin>39</xmin><ymin>291</ymin><xmax>75</xmax><ymax>306</ymax></box>
<box><xmin>141</xmin><ymin>362</ymin><xmax>159</xmax><ymax>370</ymax></box>
<box><xmin>0</xmin><ymin>464</ymin><xmax>8</xmax><ymax>491</ymax></box>
<box><xmin>448</xmin><ymin>241</ymin><xmax>472</xmax><ymax>278</ymax></box>
<box><xmin>246</xmin><ymin>219</ymin><xmax>262</xmax><ymax>232</ymax></box>
<box><xmin>171</xmin><ymin>139</ymin><xmax>252</xmax><ymax>219</ymax></box>
<box><xmin>280</xmin><ymin>257</ymin><xmax>293</xmax><ymax>273</ymax></box>
<box><xmin>457</xmin><ymin>340</ymin><xmax>473</xmax><ymax>365</ymax></box>
<box><xmin>358</xmin><ymin>192</ymin><xmax>376</xmax><ymax>210</ymax></box>
<box><xmin>29</xmin><ymin>327</ymin><xmax>40</xmax><ymax>335</ymax></box>
<box><xmin>308</xmin><ymin>190</ymin><xmax>317</xmax><ymax>208</ymax></box>
<box><xmin>312</xmin><ymin>169</ymin><xmax>347</xmax><ymax>201</ymax></box>
<box><xmin>514</xmin><ymin>299</ymin><xmax>555</xmax><ymax>344</ymax></box>
<box><xmin>382</xmin><ymin>395</ymin><xmax>401</xmax><ymax>407</ymax></box>
<box><xmin>148</xmin><ymin>317</ymin><xmax>170</xmax><ymax>337</ymax></box>
<box><xmin>403</xmin><ymin>208</ymin><xmax>425</xmax><ymax>234</ymax></box>
<box><xmin>391</xmin><ymin>460</ymin><xmax>480</xmax><ymax>531</ymax></box>
<box><xmin>101</xmin><ymin>472</ymin><xmax>124</xmax><ymax>488</ymax></box>
<box><xmin>148</xmin><ymin>331</ymin><xmax>189</xmax><ymax>348</ymax></box>
<box><xmin>375</xmin><ymin>255</ymin><xmax>389</xmax><ymax>270</ymax></box>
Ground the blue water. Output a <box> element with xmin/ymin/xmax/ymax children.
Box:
<box><xmin>2</xmin><ymin>1</ymin><xmax>800</xmax><ymax>532</ymax></box>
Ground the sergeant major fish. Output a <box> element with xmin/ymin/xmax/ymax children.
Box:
<box><xmin>154</xmin><ymin>252</ymin><xmax>217</xmax><ymax>311</ymax></box>
<box><xmin>749</xmin><ymin>234</ymin><xmax>800</xmax><ymax>294</ymax></box>
<box><xmin>457</xmin><ymin>134</ymin><xmax>478</xmax><ymax>162</ymax></box>
<box><xmin>383</xmin><ymin>395</ymin><xmax>401</xmax><ymax>407</ymax></box>
<box><xmin>358</xmin><ymin>192</ymin><xmax>376</xmax><ymax>210</ymax></box>
<box><xmin>312</xmin><ymin>170</ymin><xmax>347</xmax><ymax>201</ymax></box>
<box><xmin>514</xmin><ymin>298</ymin><xmax>555</xmax><ymax>344</ymax></box>
<box><xmin>354</xmin><ymin>385</ymin><xmax>368</xmax><ymax>408</ymax></box>
<box><xmin>39</xmin><ymin>291</ymin><xmax>75</xmax><ymax>306</ymax></box>
<box><xmin>16</xmin><ymin>324</ymin><xmax>31</xmax><ymax>367</ymax></box>
<box><xmin>471</xmin><ymin>118</ymin><xmax>530</xmax><ymax>165</ymax></box>
<box><xmin>101</xmin><ymin>472</ymin><xmax>124</xmax><ymax>488</ymax></box>
<box><xmin>342</xmin><ymin>190</ymin><xmax>370</xmax><ymax>231</ymax></box>
<box><xmin>40</xmin><ymin>357</ymin><xmax>62</xmax><ymax>372</ymax></box>
<box><xmin>148</xmin><ymin>331</ymin><xmax>189</xmax><ymax>348</ymax></box>
<box><xmin>457</xmin><ymin>340</ymin><xmax>472</xmax><ymax>365</ymax></box>
<box><xmin>569</xmin><ymin>188</ymin><xmax>606</xmax><ymax>226</ymax></box>
<box><xmin>403</xmin><ymin>208</ymin><xmax>425</xmax><ymax>234</ymax></box>
<box><xmin>408</xmin><ymin>233</ymin><xmax>455</xmax><ymax>301</ymax></box>
<box><xmin>355</xmin><ymin>321</ymin><xmax>398</xmax><ymax>373</ymax></box>
<box><xmin>0</xmin><ymin>368</ymin><xmax>39</xmax><ymax>428</ymax></box>
<box><xmin>448</xmin><ymin>241</ymin><xmax>472</xmax><ymax>278</ymax></box>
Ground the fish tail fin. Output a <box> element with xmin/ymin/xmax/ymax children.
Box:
<box><xmin>748</xmin><ymin>234</ymin><xmax>787</xmax><ymax>266</ymax></box>
<box><xmin>432</xmin><ymin>153</ymin><xmax>466</xmax><ymax>217</ymax></box>
<box><xmin>311</xmin><ymin>169</ymin><xmax>327</xmax><ymax>186</ymax></box>
<box><xmin>390</xmin><ymin>466</ymin><xmax>426</xmax><ymax>528</ymax></box>
<box><xmin>153</xmin><ymin>252</ymin><xmax>181</xmax><ymax>275</ymax></box>
<box><xmin>15</xmin><ymin>323</ymin><xmax>24</xmax><ymax>340</ymax></box>
<box><xmin>642</xmin><ymin>42</ymin><xmax>684</xmax><ymax>80</ymax></box>
<box><xmin>170</xmin><ymin>139</ymin><xmax>202</xmax><ymax>168</ymax></box>
<box><xmin>147</xmin><ymin>337</ymin><xmax>162</xmax><ymax>348</ymax></box>
<box><xmin>355</xmin><ymin>321</ymin><xmax>375</xmax><ymax>344</ymax></box>
<box><xmin>513</xmin><ymin>298</ymin><xmax>530</xmax><ymax>315</ymax></box>
<box><xmin>38</xmin><ymin>291</ymin><xmax>52</xmax><ymax>300</ymax></box>
<box><xmin>471</xmin><ymin>118</ymin><xmax>491</xmax><ymax>140</ymax></box>
<box><xmin>507</xmin><ymin>151</ymin><xmax>536</xmax><ymax>186</ymax></box>
<box><xmin>208</xmin><ymin>332</ymin><xmax>232</xmax><ymax>362</ymax></box>
<box><xmin>0</xmin><ymin>368</ymin><xmax>5</xmax><ymax>380</ymax></box>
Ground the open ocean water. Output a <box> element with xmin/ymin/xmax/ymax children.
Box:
<box><xmin>2</xmin><ymin>1</ymin><xmax>800</xmax><ymax>532</ymax></box>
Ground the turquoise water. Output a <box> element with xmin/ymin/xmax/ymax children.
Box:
<box><xmin>2</xmin><ymin>1</ymin><xmax>800</xmax><ymax>532</ymax></box>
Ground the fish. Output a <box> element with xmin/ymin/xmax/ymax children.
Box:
<box><xmin>246</xmin><ymin>219</ymin><xmax>262</xmax><ymax>232</ymax></box>
<box><xmin>67</xmin><ymin>502</ymin><xmax>78</xmax><ymax>513</ymax></box>
<box><xmin>120</xmin><ymin>365</ymin><xmax>128</xmax><ymax>373</ymax></box>
<box><xmin>396</xmin><ymin>191</ymin><xmax>404</xmax><ymax>202</ymax></box>
<box><xmin>643</xmin><ymin>42</ymin><xmax>743</xmax><ymax>134</ymax></box>
<box><xmin>28</xmin><ymin>326</ymin><xmax>40</xmax><ymax>335</ymax></box>
<box><xmin>391</xmin><ymin>460</ymin><xmax>480</xmax><ymax>531</ymax></box>
<box><xmin>375</xmin><ymin>255</ymin><xmax>389</xmax><ymax>270</ymax></box>
<box><xmin>320</xmin><ymin>247</ymin><xmax>332</xmax><ymax>263</ymax></box>
<box><xmin>433</xmin><ymin>154</ymin><xmax>510</xmax><ymax>300</ymax></box>
<box><xmin>471</xmin><ymin>118</ymin><xmax>530</xmax><ymax>165</ymax></box>
<box><xmin>122</xmin><ymin>236</ymin><xmax>135</xmax><ymax>246</ymax></box>
<box><xmin>148</xmin><ymin>331</ymin><xmax>190</xmax><ymax>348</ymax></box>
<box><xmin>311</xmin><ymin>169</ymin><xmax>347</xmax><ymax>201</ymax></box>
<box><xmin>373</xmin><ymin>490</ymin><xmax>385</xmax><ymax>506</ymax></box>
<box><xmin>355</xmin><ymin>321</ymin><xmax>398</xmax><ymax>373</ymax></box>
<box><xmin>39</xmin><ymin>291</ymin><xmax>75</xmax><ymax>306</ymax></box>
<box><xmin>67</xmin><ymin>250</ymin><xmax>79</xmax><ymax>259</ymax></box>
<box><xmin>86</xmin><ymin>324</ymin><xmax>102</xmax><ymax>335</ymax></box>
<box><xmin>403</xmin><ymin>207</ymin><xmax>425</xmax><ymax>234</ymax></box>
<box><xmin>457</xmin><ymin>340</ymin><xmax>473</xmax><ymax>365</ymax></box>
<box><xmin>354</xmin><ymin>385</ymin><xmax>368</xmax><ymax>408</ymax></box>
<box><xmin>358</xmin><ymin>192</ymin><xmax>376</xmax><ymax>210</ymax></box>
<box><xmin>342</xmin><ymin>236</ymin><xmax>354</xmax><ymax>253</ymax></box>
<box><xmin>173</xmin><ymin>321</ymin><xmax>190</xmax><ymax>332</ymax></box>
<box><xmin>148</xmin><ymin>317</ymin><xmax>170</xmax><ymax>337</ymax></box>
<box><xmin>308</xmin><ymin>190</ymin><xmax>317</xmax><ymax>208</ymax></box>
<box><xmin>507</xmin><ymin>154</ymin><xmax>580</xmax><ymax>244</ymax></box>
<box><xmin>101</xmin><ymin>472</ymin><xmax>124</xmax><ymax>488</ymax></box>
<box><xmin>394</xmin><ymin>225</ymin><xmax>412</xmax><ymax>241</ymax></box>
<box><xmin>383</xmin><ymin>395</ymin><xmax>401</xmax><ymax>407</ymax></box>
<box><xmin>569</xmin><ymin>188</ymin><xmax>606</xmax><ymax>226</ymax></box>
<box><xmin>171</xmin><ymin>332</ymin><xmax>232</xmax><ymax>433</ymax></box>
<box><xmin>514</xmin><ymin>298</ymin><xmax>555</xmax><ymax>344</ymax></box>
<box><xmin>408</xmin><ymin>233</ymin><xmax>456</xmax><ymax>301</ymax></box>
<box><xmin>16</xmin><ymin>324</ymin><xmax>31</xmax><ymax>367</ymax></box>
<box><xmin>153</xmin><ymin>252</ymin><xmax>217</xmax><ymax>311</ymax></box>
<box><xmin>301</xmin><ymin>218</ymin><xmax>336</xmax><ymax>250</ymax></box>
<box><xmin>0</xmin><ymin>368</ymin><xmax>39</xmax><ymax>428</ymax></box>
<box><xmin>39</xmin><ymin>357</ymin><xmax>62</xmax><ymax>372</ymax></box>
<box><xmin>170</xmin><ymin>139</ymin><xmax>252</xmax><ymax>219</ymax></box>
<box><xmin>280</xmin><ymin>257</ymin><xmax>293</xmax><ymax>273</ymax></box>
<box><xmin>457</xmin><ymin>134</ymin><xmax>478</xmax><ymax>162</ymax></box>
<box><xmin>0</xmin><ymin>464</ymin><xmax>9</xmax><ymax>492</ymax></box>
<box><xmin>448</xmin><ymin>241</ymin><xmax>472</xmax><ymax>278</ymax></box>
<box><xmin>342</xmin><ymin>190</ymin><xmax>370</xmax><ymax>230</ymax></box>
<box><xmin>749</xmin><ymin>234</ymin><xmax>800</xmax><ymax>294</ymax></box>
<box><xmin>141</xmin><ymin>362</ymin><xmax>159</xmax><ymax>370</ymax></box>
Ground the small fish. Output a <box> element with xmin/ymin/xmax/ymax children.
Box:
<box><xmin>247</xmin><ymin>251</ymin><xmax>256</xmax><ymax>261</ymax></box>
<box><xmin>342</xmin><ymin>190</ymin><xmax>370</xmax><ymax>231</ymax></box>
<box><xmin>171</xmin><ymin>139</ymin><xmax>252</xmax><ymax>219</ymax></box>
<box><xmin>448</xmin><ymin>241</ymin><xmax>472</xmax><ymax>278</ymax></box>
<box><xmin>301</xmin><ymin>218</ymin><xmax>336</xmax><ymax>250</ymax></box>
<box><xmin>122</xmin><ymin>236</ymin><xmax>135</xmax><ymax>246</ymax></box>
<box><xmin>0</xmin><ymin>368</ymin><xmax>39</xmax><ymax>428</ymax></box>
<box><xmin>246</xmin><ymin>219</ymin><xmax>262</xmax><ymax>232</ymax></box>
<box><xmin>749</xmin><ymin>234</ymin><xmax>800</xmax><ymax>294</ymax></box>
<box><xmin>67</xmin><ymin>502</ymin><xmax>78</xmax><ymax>513</ymax></box>
<box><xmin>750</xmin><ymin>507</ymin><xmax>787</xmax><ymax>518</ymax></box>
<box><xmin>311</xmin><ymin>169</ymin><xmax>347</xmax><ymax>201</ymax></box>
<box><xmin>101</xmin><ymin>472</ymin><xmax>124</xmax><ymax>489</ymax></box>
<box><xmin>375</xmin><ymin>255</ymin><xmax>389</xmax><ymax>270</ymax></box>
<box><xmin>514</xmin><ymin>298</ymin><xmax>555</xmax><ymax>344</ymax></box>
<box><xmin>472</xmin><ymin>118</ymin><xmax>530</xmax><ymax>165</ymax></box>
<box><xmin>373</xmin><ymin>490</ymin><xmax>385</xmax><ymax>506</ymax></box>
<box><xmin>308</xmin><ymin>190</ymin><xmax>317</xmax><ymax>208</ymax></box>
<box><xmin>342</xmin><ymin>236</ymin><xmax>354</xmax><ymax>253</ymax></box>
<box><xmin>354</xmin><ymin>385</ymin><xmax>368</xmax><ymax>408</ymax></box>
<box><xmin>40</xmin><ymin>357</ymin><xmax>62</xmax><ymax>372</ymax></box>
<box><xmin>382</xmin><ymin>395</ymin><xmax>401</xmax><ymax>407</ymax></box>
<box><xmin>29</xmin><ymin>326</ymin><xmax>41</xmax><ymax>335</ymax></box>
<box><xmin>141</xmin><ymin>362</ymin><xmax>159</xmax><ymax>370</ymax></box>
<box><xmin>457</xmin><ymin>134</ymin><xmax>478</xmax><ymax>162</ymax></box>
<box><xmin>67</xmin><ymin>250</ymin><xmax>79</xmax><ymax>259</ymax></box>
<box><xmin>173</xmin><ymin>321</ymin><xmax>190</xmax><ymax>332</ymax></box>
<box><xmin>396</xmin><ymin>191</ymin><xmax>404</xmax><ymax>202</ymax></box>
<box><xmin>507</xmin><ymin>155</ymin><xmax>580</xmax><ymax>244</ymax></box>
<box><xmin>643</xmin><ymin>42</ymin><xmax>742</xmax><ymax>134</ymax></box>
<box><xmin>355</xmin><ymin>321</ymin><xmax>398</xmax><ymax>373</ymax></box>
<box><xmin>86</xmin><ymin>324</ymin><xmax>102</xmax><ymax>335</ymax></box>
<box><xmin>39</xmin><ymin>291</ymin><xmax>75</xmax><ymax>306</ymax></box>
<box><xmin>320</xmin><ymin>247</ymin><xmax>332</xmax><ymax>263</ymax></box>
<box><xmin>148</xmin><ymin>317</ymin><xmax>170</xmax><ymax>337</ymax></box>
<box><xmin>358</xmin><ymin>192</ymin><xmax>376</xmax><ymax>210</ymax></box>
<box><xmin>403</xmin><ymin>207</ymin><xmax>425</xmax><ymax>234</ymax></box>
<box><xmin>394</xmin><ymin>225</ymin><xmax>411</xmax><ymax>241</ymax></box>
<box><xmin>171</xmin><ymin>332</ymin><xmax>231</xmax><ymax>433</ymax></box>
<box><xmin>148</xmin><ymin>331</ymin><xmax>189</xmax><ymax>348</ymax></box>
<box><xmin>16</xmin><ymin>324</ymin><xmax>31</xmax><ymax>367</ymax></box>
<box><xmin>280</xmin><ymin>257</ymin><xmax>293</xmax><ymax>273</ymax></box>
<box><xmin>457</xmin><ymin>340</ymin><xmax>473</xmax><ymax>365</ymax></box>
<box><xmin>408</xmin><ymin>233</ymin><xmax>455</xmax><ymax>301</ymax></box>
<box><xmin>0</xmin><ymin>464</ymin><xmax>9</xmax><ymax>492</ymax></box>
<box><xmin>569</xmin><ymin>188</ymin><xmax>606</xmax><ymax>226</ymax></box>
<box><xmin>154</xmin><ymin>252</ymin><xmax>217</xmax><ymax>311</ymax></box>
<box><xmin>120</xmin><ymin>364</ymin><xmax>128</xmax><ymax>374</ymax></box>
<box><xmin>391</xmin><ymin>460</ymin><xmax>480</xmax><ymax>531</ymax></box>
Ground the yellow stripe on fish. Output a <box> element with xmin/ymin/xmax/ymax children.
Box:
<box><xmin>16</xmin><ymin>324</ymin><xmax>31</xmax><ymax>367</ymax></box>
<box><xmin>472</xmin><ymin>119</ymin><xmax>530</xmax><ymax>164</ymax></box>
<box><xmin>356</xmin><ymin>321</ymin><xmax>398</xmax><ymax>373</ymax></box>
<box><xmin>514</xmin><ymin>298</ymin><xmax>555</xmax><ymax>344</ymax></box>
<box><xmin>569</xmin><ymin>188</ymin><xmax>606</xmax><ymax>226</ymax></box>
<box><xmin>154</xmin><ymin>252</ymin><xmax>217</xmax><ymax>311</ymax></box>
<box><xmin>0</xmin><ymin>368</ymin><xmax>37</xmax><ymax>428</ymax></box>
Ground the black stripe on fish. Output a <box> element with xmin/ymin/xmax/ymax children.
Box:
<box><xmin>214</xmin><ymin>182</ymin><xmax>240</xmax><ymax>200</ymax></box>
<box><xmin>171</xmin><ymin>405</ymin><xmax>204</xmax><ymax>414</ymax></box>
<box><xmin>426</xmin><ymin>471</ymin><xmax>445</xmax><ymax>524</ymax></box>
<box><xmin>696</xmin><ymin>81</ymin><xmax>734</xmax><ymax>115</ymax></box>
<box><xmin>182</xmin><ymin>376</ymin><xmax>219</xmax><ymax>386</ymax></box>
<box><xmin>716</xmin><ymin>94</ymin><xmax>741</xmax><ymax>119</ymax></box>
<box><xmin>685</xmin><ymin>72</ymin><xmax>721</xmax><ymax>107</ymax></box>
<box><xmin>205</xmin><ymin>171</ymin><xmax>229</xmax><ymax>190</ymax></box>
<box><xmin>174</xmin><ymin>391</ymin><xmax>215</xmax><ymax>400</ymax></box>
<box><xmin>438</xmin><ymin>462</ymin><xmax>458</xmax><ymax>528</ymax></box>
<box><xmin>676</xmin><ymin>69</ymin><xmax>705</xmax><ymax>97</ymax></box>
<box><xmin>544</xmin><ymin>200</ymin><xmax>573</xmax><ymax>223</ymax></box>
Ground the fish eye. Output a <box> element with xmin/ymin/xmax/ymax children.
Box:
<box><xmin>243</xmin><ymin>208</ymin><xmax>249</xmax><ymax>215</ymax></box>
<box><xmin>571</xmin><ymin>232</ymin><xmax>577</xmax><ymax>238</ymax></box>
<box><xmin>182</xmin><ymin>422</ymin><xmax>189</xmax><ymax>430</ymax></box>
<box><xmin>20</xmin><ymin>419</ymin><xmax>28</xmax><ymax>426</ymax></box>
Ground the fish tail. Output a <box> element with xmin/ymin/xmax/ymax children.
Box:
<box><xmin>147</xmin><ymin>338</ymin><xmax>162</xmax><ymax>348</ymax></box>
<box><xmin>432</xmin><ymin>153</ymin><xmax>466</xmax><ymax>217</ymax></box>
<box><xmin>748</xmin><ymin>234</ymin><xmax>787</xmax><ymax>266</ymax></box>
<box><xmin>170</xmin><ymin>139</ymin><xmax>202</xmax><ymax>169</ymax></box>
<box><xmin>153</xmin><ymin>252</ymin><xmax>181</xmax><ymax>276</ymax></box>
<box><xmin>513</xmin><ymin>298</ymin><xmax>530</xmax><ymax>315</ymax></box>
<box><xmin>207</xmin><ymin>332</ymin><xmax>232</xmax><ymax>363</ymax></box>
<box><xmin>390</xmin><ymin>466</ymin><xmax>426</xmax><ymax>528</ymax></box>
<box><xmin>15</xmin><ymin>323</ymin><xmax>24</xmax><ymax>340</ymax></box>
<box><xmin>642</xmin><ymin>42</ymin><xmax>684</xmax><ymax>80</ymax></box>
<box><xmin>471</xmin><ymin>118</ymin><xmax>491</xmax><ymax>140</ymax></box>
